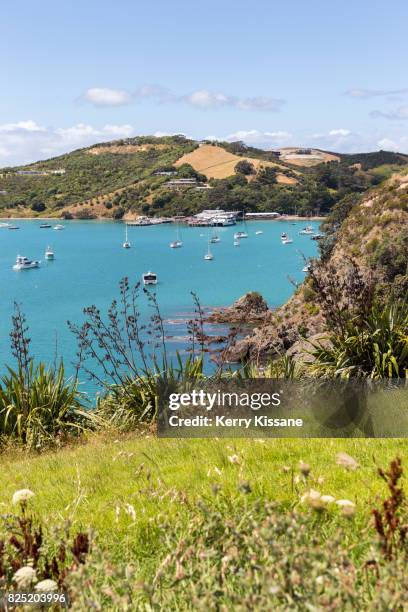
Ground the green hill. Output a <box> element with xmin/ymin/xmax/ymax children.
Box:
<box><xmin>1</xmin><ymin>135</ymin><xmax>407</xmax><ymax>219</ymax></box>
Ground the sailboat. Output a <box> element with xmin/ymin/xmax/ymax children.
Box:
<box><xmin>204</xmin><ymin>235</ymin><xmax>214</xmax><ymax>260</ymax></box>
<box><xmin>209</xmin><ymin>228</ymin><xmax>220</xmax><ymax>243</ymax></box>
<box><xmin>170</xmin><ymin>224</ymin><xmax>183</xmax><ymax>248</ymax></box>
<box><xmin>123</xmin><ymin>224</ymin><xmax>131</xmax><ymax>249</ymax></box>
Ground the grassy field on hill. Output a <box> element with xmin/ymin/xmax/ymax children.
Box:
<box><xmin>1</xmin><ymin>135</ymin><xmax>408</xmax><ymax>220</ymax></box>
<box><xmin>2</xmin><ymin>435</ymin><xmax>408</xmax><ymax>607</ymax></box>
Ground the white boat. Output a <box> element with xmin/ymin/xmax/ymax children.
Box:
<box><xmin>282</xmin><ymin>235</ymin><xmax>293</xmax><ymax>244</ymax></box>
<box><xmin>53</xmin><ymin>224</ymin><xmax>65</xmax><ymax>230</ymax></box>
<box><xmin>45</xmin><ymin>246</ymin><xmax>54</xmax><ymax>260</ymax></box>
<box><xmin>13</xmin><ymin>255</ymin><xmax>40</xmax><ymax>270</ymax></box>
<box><xmin>204</xmin><ymin>236</ymin><xmax>214</xmax><ymax>260</ymax></box>
<box><xmin>234</xmin><ymin>231</ymin><xmax>248</xmax><ymax>239</ymax></box>
<box><xmin>123</xmin><ymin>225</ymin><xmax>131</xmax><ymax>249</ymax></box>
<box><xmin>142</xmin><ymin>271</ymin><xmax>157</xmax><ymax>285</ymax></box>
<box><xmin>255</xmin><ymin>230</ymin><xmax>263</xmax><ymax>235</ymax></box>
<box><xmin>170</xmin><ymin>224</ymin><xmax>183</xmax><ymax>248</ymax></box>
<box><xmin>299</xmin><ymin>225</ymin><xmax>314</xmax><ymax>235</ymax></box>
<box><xmin>302</xmin><ymin>263</ymin><xmax>312</xmax><ymax>273</ymax></box>
<box><xmin>0</xmin><ymin>222</ymin><xmax>9</xmax><ymax>228</ymax></box>
<box><xmin>209</xmin><ymin>229</ymin><xmax>220</xmax><ymax>243</ymax></box>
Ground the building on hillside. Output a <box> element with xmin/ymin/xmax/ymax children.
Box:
<box><xmin>245</xmin><ymin>212</ymin><xmax>281</xmax><ymax>219</ymax></box>
<box><xmin>166</xmin><ymin>178</ymin><xmax>197</xmax><ymax>190</ymax></box>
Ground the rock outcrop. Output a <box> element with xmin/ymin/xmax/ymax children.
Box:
<box><xmin>215</xmin><ymin>172</ymin><xmax>408</xmax><ymax>364</ymax></box>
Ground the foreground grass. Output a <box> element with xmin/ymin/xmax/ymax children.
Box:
<box><xmin>1</xmin><ymin>435</ymin><xmax>408</xmax><ymax>575</ymax></box>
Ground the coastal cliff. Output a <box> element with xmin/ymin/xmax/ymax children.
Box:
<box><xmin>216</xmin><ymin>172</ymin><xmax>408</xmax><ymax>363</ymax></box>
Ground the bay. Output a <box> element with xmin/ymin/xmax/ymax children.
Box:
<box><xmin>0</xmin><ymin>219</ymin><xmax>320</xmax><ymax>388</ymax></box>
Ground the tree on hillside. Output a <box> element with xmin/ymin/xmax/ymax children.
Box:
<box><xmin>235</xmin><ymin>160</ymin><xmax>256</xmax><ymax>176</ymax></box>
<box><xmin>256</xmin><ymin>166</ymin><xmax>278</xmax><ymax>185</ymax></box>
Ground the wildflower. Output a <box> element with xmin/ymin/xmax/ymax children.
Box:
<box><xmin>228</xmin><ymin>454</ymin><xmax>240</xmax><ymax>465</ymax></box>
<box><xmin>124</xmin><ymin>504</ymin><xmax>136</xmax><ymax>521</ymax></box>
<box><xmin>301</xmin><ymin>490</ymin><xmax>334</xmax><ymax>511</ymax></box>
<box><xmin>35</xmin><ymin>579</ymin><xmax>58</xmax><ymax>592</ymax></box>
<box><xmin>12</xmin><ymin>489</ymin><xmax>35</xmax><ymax>506</ymax></box>
<box><xmin>336</xmin><ymin>452</ymin><xmax>359</xmax><ymax>471</ymax></box>
<box><xmin>13</xmin><ymin>566</ymin><xmax>37</xmax><ymax>588</ymax></box>
<box><xmin>175</xmin><ymin>560</ymin><xmax>185</xmax><ymax>581</ymax></box>
<box><xmin>299</xmin><ymin>461</ymin><xmax>311</xmax><ymax>476</ymax></box>
<box><xmin>336</xmin><ymin>499</ymin><xmax>356</xmax><ymax>517</ymax></box>
<box><xmin>320</xmin><ymin>495</ymin><xmax>335</xmax><ymax>504</ymax></box>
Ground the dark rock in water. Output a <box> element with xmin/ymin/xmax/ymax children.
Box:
<box><xmin>208</xmin><ymin>292</ymin><xmax>269</xmax><ymax>324</ymax></box>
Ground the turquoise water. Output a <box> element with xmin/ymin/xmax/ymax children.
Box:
<box><xmin>0</xmin><ymin>219</ymin><xmax>320</xmax><ymax>384</ymax></box>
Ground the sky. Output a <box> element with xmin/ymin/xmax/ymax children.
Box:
<box><xmin>1</xmin><ymin>0</ymin><xmax>408</xmax><ymax>166</ymax></box>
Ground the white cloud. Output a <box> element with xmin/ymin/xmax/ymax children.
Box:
<box><xmin>345</xmin><ymin>87</ymin><xmax>408</xmax><ymax>99</ymax></box>
<box><xmin>225</xmin><ymin>129</ymin><xmax>291</xmax><ymax>144</ymax></box>
<box><xmin>0</xmin><ymin>120</ymin><xmax>136</xmax><ymax>166</ymax></box>
<box><xmin>81</xmin><ymin>84</ymin><xmax>285</xmax><ymax>112</ymax></box>
<box><xmin>370</xmin><ymin>106</ymin><xmax>408</xmax><ymax>120</ymax></box>
<box><xmin>328</xmin><ymin>128</ymin><xmax>351</xmax><ymax>137</ymax></box>
<box><xmin>185</xmin><ymin>90</ymin><xmax>229</xmax><ymax>109</ymax></box>
<box><xmin>0</xmin><ymin>120</ymin><xmax>46</xmax><ymax>133</ymax></box>
<box><xmin>377</xmin><ymin>136</ymin><xmax>408</xmax><ymax>151</ymax></box>
<box><xmin>83</xmin><ymin>87</ymin><xmax>132</xmax><ymax>107</ymax></box>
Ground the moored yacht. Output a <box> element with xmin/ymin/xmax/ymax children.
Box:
<box><xmin>299</xmin><ymin>225</ymin><xmax>314</xmax><ymax>235</ymax></box>
<box><xmin>123</xmin><ymin>225</ymin><xmax>131</xmax><ymax>249</ymax></box>
<box><xmin>204</xmin><ymin>236</ymin><xmax>214</xmax><ymax>260</ymax></box>
<box><xmin>53</xmin><ymin>224</ymin><xmax>65</xmax><ymax>230</ymax></box>
<box><xmin>209</xmin><ymin>228</ymin><xmax>220</xmax><ymax>243</ymax></box>
<box><xmin>142</xmin><ymin>271</ymin><xmax>157</xmax><ymax>285</ymax></box>
<box><xmin>13</xmin><ymin>255</ymin><xmax>40</xmax><ymax>270</ymax></box>
<box><xmin>255</xmin><ymin>230</ymin><xmax>263</xmax><ymax>235</ymax></box>
<box><xmin>234</xmin><ymin>231</ymin><xmax>248</xmax><ymax>239</ymax></box>
<box><xmin>170</xmin><ymin>224</ymin><xmax>183</xmax><ymax>248</ymax></box>
<box><xmin>281</xmin><ymin>234</ymin><xmax>293</xmax><ymax>244</ymax></box>
<box><xmin>40</xmin><ymin>223</ymin><xmax>52</xmax><ymax>228</ymax></box>
<box><xmin>45</xmin><ymin>246</ymin><xmax>54</xmax><ymax>260</ymax></box>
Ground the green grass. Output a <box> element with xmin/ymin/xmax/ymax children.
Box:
<box><xmin>1</xmin><ymin>435</ymin><xmax>408</xmax><ymax>571</ymax></box>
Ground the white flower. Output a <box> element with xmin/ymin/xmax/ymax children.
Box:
<box><xmin>35</xmin><ymin>579</ymin><xmax>58</xmax><ymax>592</ymax></box>
<box><xmin>336</xmin><ymin>499</ymin><xmax>356</xmax><ymax>517</ymax></box>
<box><xmin>336</xmin><ymin>452</ymin><xmax>359</xmax><ymax>471</ymax></box>
<box><xmin>12</xmin><ymin>489</ymin><xmax>35</xmax><ymax>505</ymax></box>
<box><xmin>301</xmin><ymin>490</ymin><xmax>335</xmax><ymax>511</ymax></box>
<box><xmin>228</xmin><ymin>454</ymin><xmax>240</xmax><ymax>465</ymax></box>
<box><xmin>124</xmin><ymin>503</ymin><xmax>136</xmax><ymax>521</ymax></box>
<box><xmin>336</xmin><ymin>499</ymin><xmax>355</xmax><ymax>507</ymax></box>
<box><xmin>13</xmin><ymin>566</ymin><xmax>37</xmax><ymax>588</ymax></box>
<box><xmin>320</xmin><ymin>495</ymin><xmax>335</xmax><ymax>504</ymax></box>
<box><xmin>299</xmin><ymin>460</ymin><xmax>311</xmax><ymax>476</ymax></box>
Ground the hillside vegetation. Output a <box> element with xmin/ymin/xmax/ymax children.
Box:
<box><xmin>224</xmin><ymin>171</ymin><xmax>408</xmax><ymax>362</ymax></box>
<box><xmin>1</xmin><ymin>135</ymin><xmax>408</xmax><ymax>219</ymax></box>
<box><xmin>175</xmin><ymin>143</ymin><xmax>297</xmax><ymax>183</ymax></box>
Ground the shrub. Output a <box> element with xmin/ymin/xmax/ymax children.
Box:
<box><xmin>235</xmin><ymin>160</ymin><xmax>256</xmax><ymax>176</ymax></box>
<box><xmin>0</xmin><ymin>305</ymin><xmax>91</xmax><ymax>449</ymax></box>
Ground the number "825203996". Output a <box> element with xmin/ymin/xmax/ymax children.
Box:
<box><xmin>0</xmin><ymin>591</ymin><xmax>68</xmax><ymax>608</ymax></box>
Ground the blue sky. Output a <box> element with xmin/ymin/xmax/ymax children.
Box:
<box><xmin>2</xmin><ymin>0</ymin><xmax>408</xmax><ymax>165</ymax></box>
